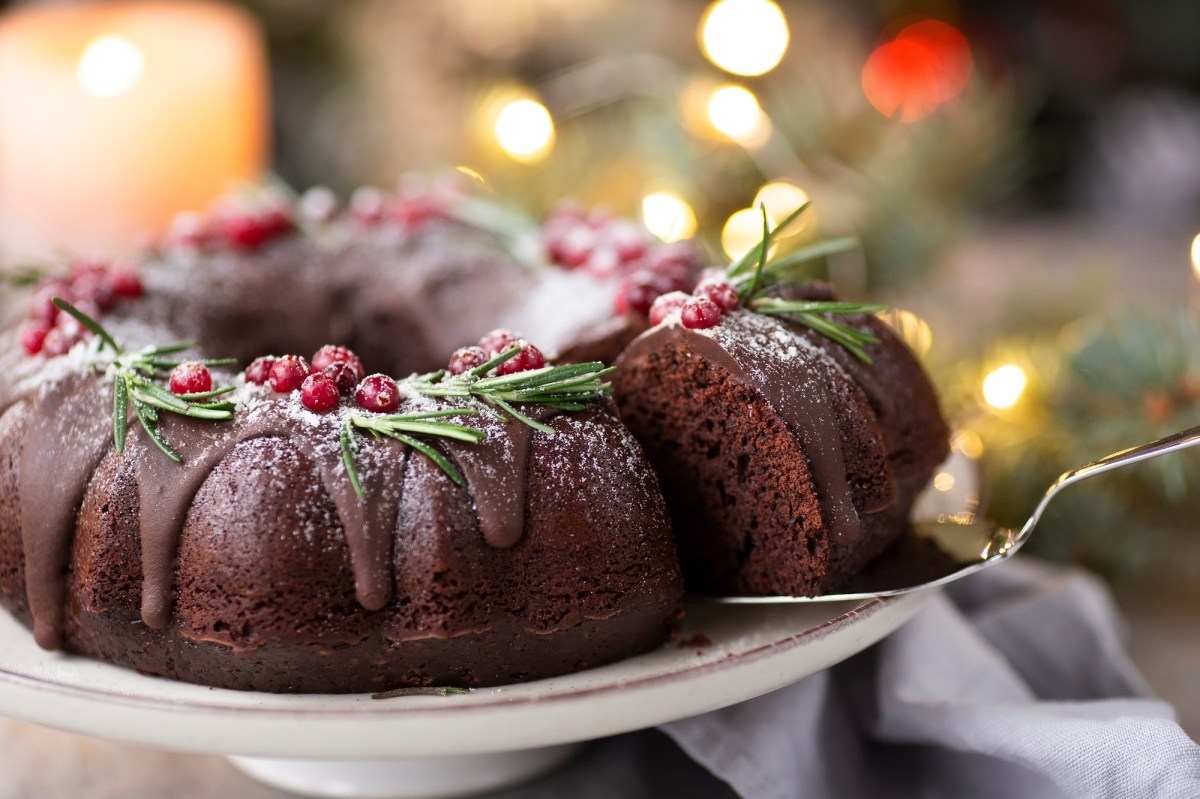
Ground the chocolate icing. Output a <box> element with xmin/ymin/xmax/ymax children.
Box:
<box><xmin>7</xmin><ymin>365</ymin><xmax>546</xmax><ymax>649</ymax></box>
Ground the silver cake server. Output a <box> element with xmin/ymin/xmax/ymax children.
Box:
<box><xmin>698</xmin><ymin>423</ymin><xmax>1200</xmax><ymax>604</ymax></box>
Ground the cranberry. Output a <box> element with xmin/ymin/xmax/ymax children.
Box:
<box><xmin>20</xmin><ymin>320</ymin><xmax>51</xmax><ymax>356</ymax></box>
<box><xmin>693</xmin><ymin>278</ymin><xmax>740</xmax><ymax>312</ymax></box>
<box><xmin>351</xmin><ymin>187</ymin><xmax>389</xmax><ymax>225</ymax></box>
<box><xmin>268</xmin><ymin>355</ymin><xmax>312</xmax><ymax>393</ymax></box>
<box><xmin>70</xmin><ymin>257</ymin><xmax>109</xmax><ymax>280</ymax></box>
<box><xmin>168</xmin><ymin>211</ymin><xmax>212</xmax><ymax>249</ymax></box>
<box><xmin>29</xmin><ymin>282</ymin><xmax>71</xmax><ymax>324</ymax></box>
<box><xmin>56</xmin><ymin>299</ymin><xmax>101</xmax><ymax>340</ymax></box>
<box><xmin>479</xmin><ymin>328</ymin><xmax>520</xmax><ymax>356</ymax></box>
<box><xmin>169</xmin><ymin>362</ymin><xmax>214</xmax><ymax>395</ymax></box>
<box><xmin>323</xmin><ymin>362</ymin><xmax>359</xmax><ymax>395</ymax></box>
<box><xmin>109</xmin><ymin>268</ymin><xmax>144</xmax><ymax>299</ymax></box>
<box><xmin>355</xmin><ymin>374</ymin><xmax>401</xmax><ymax>413</ymax></box>
<box><xmin>681</xmin><ymin>296</ymin><xmax>722</xmax><ymax>329</ymax></box>
<box><xmin>547</xmin><ymin>225</ymin><xmax>596</xmax><ymax>269</ymax></box>
<box><xmin>607</xmin><ymin>218</ymin><xmax>649</xmax><ymax>263</ymax></box>
<box><xmin>244</xmin><ymin>356</ymin><xmax>277</xmax><ymax>385</ymax></box>
<box><xmin>301</xmin><ymin>372</ymin><xmax>340</xmax><ymax>412</ymax></box>
<box><xmin>217</xmin><ymin>211</ymin><xmax>273</xmax><ymax>249</ymax></box>
<box><xmin>311</xmin><ymin>345</ymin><xmax>365</xmax><ymax>381</ymax></box>
<box><xmin>614</xmin><ymin>271</ymin><xmax>669</xmax><ymax>316</ymax></box>
<box><xmin>298</xmin><ymin>186</ymin><xmax>338</xmax><ymax>222</ymax></box>
<box><xmin>40</xmin><ymin>328</ymin><xmax>78</xmax><ymax>357</ymax></box>
<box><xmin>585</xmin><ymin>245</ymin><xmax>621</xmax><ymax>278</ymax></box>
<box><xmin>496</xmin><ymin>341</ymin><xmax>545</xmax><ymax>375</ymax></box>
<box><xmin>448</xmin><ymin>345</ymin><xmax>489</xmax><ymax>376</ymax></box>
<box><xmin>392</xmin><ymin>197</ymin><xmax>440</xmax><ymax>227</ymax></box>
<box><xmin>71</xmin><ymin>271</ymin><xmax>116</xmax><ymax>312</ymax></box>
<box><xmin>648</xmin><ymin>291</ymin><xmax>690</xmax><ymax>326</ymax></box>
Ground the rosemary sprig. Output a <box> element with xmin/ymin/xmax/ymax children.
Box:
<box><xmin>751</xmin><ymin>298</ymin><xmax>886</xmax><ymax>364</ymax></box>
<box><xmin>339</xmin><ymin>409</ymin><xmax>485</xmax><ymax>497</ymax></box>
<box><xmin>724</xmin><ymin>205</ymin><xmax>883</xmax><ymax>364</ymax></box>
<box><xmin>51</xmin><ymin>298</ymin><xmax>236</xmax><ymax>463</ymax></box>
<box><xmin>337</xmin><ymin>350</ymin><xmax>615</xmax><ymax>495</ymax></box>
<box><xmin>410</xmin><ymin>349</ymin><xmax>615</xmax><ymax>435</ymax></box>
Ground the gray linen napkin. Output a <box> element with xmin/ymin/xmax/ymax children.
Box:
<box><xmin>660</xmin><ymin>558</ymin><xmax>1200</xmax><ymax>799</ymax></box>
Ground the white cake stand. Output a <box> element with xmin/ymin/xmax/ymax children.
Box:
<box><xmin>0</xmin><ymin>592</ymin><xmax>930</xmax><ymax>798</ymax></box>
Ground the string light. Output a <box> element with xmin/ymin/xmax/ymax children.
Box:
<box><xmin>707</xmin><ymin>85</ymin><xmax>766</xmax><ymax>143</ymax></box>
<box><xmin>494</xmin><ymin>98</ymin><xmax>555</xmax><ymax>162</ymax></box>
<box><xmin>982</xmin><ymin>364</ymin><xmax>1027</xmax><ymax>410</ymax></box>
<box><xmin>641</xmin><ymin>192</ymin><xmax>697</xmax><ymax>242</ymax></box>
<box><xmin>753</xmin><ymin>181</ymin><xmax>809</xmax><ymax>236</ymax></box>
<box><xmin>699</xmin><ymin>0</ymin><xmax>790</xmax><ymax>77</ymax></box>
<box><xmin>933</xmin><ymin>472</ymin><xmax>956</xmax><ymax>492</ymax></box>
<box><xmin>951</xmin><ymin>429</ymin><xmax>985</xmax><ymax>460</ymax></box>
<box><xmin>722</xmin><ymin>207</ymin><xmax>775</xmax><ymax>260</ymax></box>
<box><xmin>77</xmin><ymin>34</ymin><xmax>145</xmax><ymax>98</ymax></box>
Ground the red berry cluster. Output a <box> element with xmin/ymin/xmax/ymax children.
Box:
<box><xmin>349</xmin><ymin>183</ymin><xmax>452</xmax><ymax>229</ymax></box>
<box><xmin>21</xmin><ymin>260</ymin><xmax>144</xmax><ymax>357</ymax></box>
<box><xmin>448</xmin><ymin>329</ymin><xmax>545</xmax><ymax>377</ymax></box>
<box><xmin>244</xmin><ymin>345</ymin><xmax>401</xmax><ymax>414</ymax></box>
<box><xmin>648</xmin><ymin>276</ymin><xmax>740</xmax><ymax>330</ymax></box>
<box><xmin>542</xmin><ymin>203</ymin><xmax>703</xmax><ymax>309</ymax></box>
<box><xmin>165</xmin><ymin>204</ymin><xmax>293</xmax><ymax>253</ymax></box>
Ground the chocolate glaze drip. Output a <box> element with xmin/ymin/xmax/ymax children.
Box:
<box><xmin>444</xmin><ymin>413</ymin><xmax>542</xmax><ymax>549</ymax></box>
<box><xmin>7</xmin><ymin>367</ymin><xmax>542</xmax><ymax>648</ymax></box>
<box><xmin>17</xmin><ymin>375</ymin><xmax>114</xmax><ymax>650</ymax></box>
<box><xmin>619</xmin><ymin>314</ymin><xmax>861</xmax><ymax>545</ymax></box>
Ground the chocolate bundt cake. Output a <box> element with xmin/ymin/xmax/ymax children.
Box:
<box><xmin>0</xmin><ymin>184</ymin><xmax>688</xmax><ymax>693</ymax></box>
<box><xmin>0</xmin><ymin>183</ymin><xmax>950</xmax><ymax>691</ymax></box>
<box><xmin>611</xmin><ymin>219</ymin><xmax>949</xmax><ymax>597</ymax></box>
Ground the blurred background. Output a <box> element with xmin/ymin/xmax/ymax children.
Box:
<box><xmin>0</xmin><ymin>0</ymin><xmax>1196</xmax><ymax>729</ymax></box>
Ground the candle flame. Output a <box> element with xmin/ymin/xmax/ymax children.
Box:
<box><xmin>78</xmin><ymin>34</ymin><xmax>145</xmax><ymax>98</ymax></box>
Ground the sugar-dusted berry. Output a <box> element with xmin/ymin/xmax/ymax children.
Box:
<box><xmin>680</xmin><ymin>296</ymin><xmax>722</xmax><ymax>330</ymax></box>
<box><xmin>312</xmin><ymin>345</ymin><xmax>365</xmax><ymax>381</ymax></box>
<box><xmin>496</xmin><ymin>341</ymin><xmax>546</xmax><ymax>375</ymax></box>
<box><xmin>648</xmin><ymin>291</ymin><xmax>690</xmax><ymax>326</ymax></box>
<box><xmin>244</xmin><ymin>356</ymin><xmax>277</xmax><ymax>385</ymax></box>
<box><xmin>301</xmin><ymin>372</ymin><xmax>340</xmax><ymax>412</ymax></box>
<box><xmin>355</xmin><ymin>374</ymin><xmax>401</xmax><ymax>413</ymax></box>
<box><xmin>268</xmin><ymin>355</ymin><xmax>312</xmax><ymax>393</ymax></box>
<box><xmin>449</xmin><ymin>345</ymin><xmax>489</xmax><ymax>376</ymax></box>
<box><xmin>693</xmin><ymin>278</ymin><xmax>740</xmax><ymax>313</ymax></box>
<box><xmin>169</xmin><ymin>362</ymin><xmax>213</xmax><ymax>395</ymax></box>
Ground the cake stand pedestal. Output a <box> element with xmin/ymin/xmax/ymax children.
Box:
<box><xmin>229</xmin><ymin>746</ymin><xmax>583</xmax><ymax>799</ymax></box>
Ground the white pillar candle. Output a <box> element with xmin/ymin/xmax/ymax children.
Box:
<box><xmin>0</xmin><ymin>0</ymin><xmax>269</xmax><ymax>259</ymax></box>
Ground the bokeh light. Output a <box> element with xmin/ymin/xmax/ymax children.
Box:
<box><xmin>933</xmin><ymin>472</ymin><xmax>957</xmax><ymax>492</ymax></box>
<box><xmin>862</xmin><ymin>20</ymin><xmax>972</xmax><ymax>122</ymax></box>
<box><xmin>641</xmin><ymin>192</ymin><xmax>698</xmax><ymax>243</ymax></box>
<box><xmin>1190</xmin><ymin>232</ymin><xmax>1200</xmax><ymax>280</ymax></box>
<box><xmin>722</xmin><ymin>207</ymin><xmax>775</xmax><ymax>260</ymax></box>
<box><xmin>982</xmin><ymin>364</ymin><xmax>1027</xmax><ymax>410</ymax></box>
<box><xmin>951</xmin><ymin>428</ymin><xmax>985</xmax><ymax>460</ymax></box>
<box><xmin>77</xmin><ymin>34</ymin><xmax>145</xmax><ymax>98</ymax></box>
<box><xmin>707</xmin><ymin>85</ymin><xmax>765</xmax><ymax>142</ymax></box>
<box><xmin>494</xmin><ymin>98</ymin><xmax>555</xmax><ymax>162</ymax></box>
<box><xmin>699</xmin><ymin>0</ymin><xmax>789</xmax><ymax>77</ymax></box>
<box><xmin>877</xmin><ymin>308</ymin><xmax>933</xmax><ymax>357</ymax></box>
<box><xmin>753</xmin><ymin>181</ymin><xmax>809</xmax><ymax>236</ymax></box>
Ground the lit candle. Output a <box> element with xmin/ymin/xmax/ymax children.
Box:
<box><xmin>0</xmin><ymin>1</ymin><xmax>268</xmax><ymax>259</ymax></box>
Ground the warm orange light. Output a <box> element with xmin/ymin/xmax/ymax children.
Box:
<box><xmin>862</xmin><ymin>20</ymin><xmax>972</xmax><ymax>122</ymax></box>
